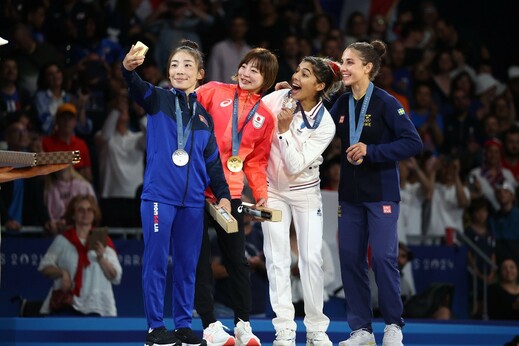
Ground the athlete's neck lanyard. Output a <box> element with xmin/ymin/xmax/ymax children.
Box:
<box><xmin>287</xmin><ymin>90</ymin><xmax>325</xmax><ymax>129</ymax></box>
<box><xmin>348</xmin><ymin>82</ymin><xmax>374</xmax><ymax>146</ymax></box>
<box><xmin>231</xmin><ymin>90</ymin><xmax>260</xmax><ymax>156</ymax></box>
<box><xmin>174</xmin><ymin>91</ymin><xmax>196</xmax><ymax>151</ymax></box>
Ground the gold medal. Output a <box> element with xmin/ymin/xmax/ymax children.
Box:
<box><xmin>172</xmin><ymin>149</ymin><xmax>189</xmax><ymax>166</ymax></box>
<box><xmin>227</xmin><ymin>155</ymin><xmax>243</xmax><ymax>172</ymax></box>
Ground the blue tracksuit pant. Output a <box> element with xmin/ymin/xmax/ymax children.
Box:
<box><xmin>141</xmin><ymin>200</ymin><xmax>204</xmax><ymax>329</ymax></box>
<box><xmin>338</xmin><ymin>201</ymin><xmax>404</xmax><ymax>331</ymax></box>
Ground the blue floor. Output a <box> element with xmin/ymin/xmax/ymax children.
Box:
<box><xmin>1</xmin><ymin>317</ymin><xmax>518</xmax><ymax>346</ymax></box>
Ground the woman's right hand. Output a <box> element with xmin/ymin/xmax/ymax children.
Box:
<box><xmin>122</xmin><ymin>45</ymin><xmax>146</xmax><ymax>71</ymax></box>
<box><xmin>275</xmin><ymin>81</ymin><xmax>291</xmax><ymax>91</ymax></box>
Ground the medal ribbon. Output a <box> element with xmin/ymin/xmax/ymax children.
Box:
<box><xmin>175</xmin><ymin>92</ymin><xmax>197</xmax><ymax>151</ymax></box>
<box><xmin>349</xmin><ymin>82</ymin><xmax>374</xmax><ymax>146</ymax></box>
<box><xmin>232</xmin><ymin>90</ymin><xmax>261</xmax><ymax>156</ymax></box>
<box><xmin>298</xmin><ymin>100</ymin><xmax>325</xmax><ymax>129</ymax></box>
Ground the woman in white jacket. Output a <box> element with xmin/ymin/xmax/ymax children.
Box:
<box><xmin>261</xmin><ymin>56</ymin><xmax>343</xmax><ymax>346</ymax></box>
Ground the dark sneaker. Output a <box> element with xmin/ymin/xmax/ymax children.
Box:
<box><xmin>146</xmin><ymin>326</ymin><xmax>181</xmax><ymax>346</ymax></box>
<box><xmin>174</xmin><ymin>327</ymin><xmax>208</xmax><ymax>346</ymax></box>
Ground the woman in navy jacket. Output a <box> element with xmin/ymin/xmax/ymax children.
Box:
<box><xmin>329</xmin><ymin>40</ymin><xmax>423</xmax><ymax>346</ymax></box>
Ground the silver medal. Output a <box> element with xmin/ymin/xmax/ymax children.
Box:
<box><xmin>172</xmin><ymin>149</ymin><xmax>189</xmax><ymax>166</ymax></box>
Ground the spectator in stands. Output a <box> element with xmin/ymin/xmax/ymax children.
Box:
<box><xmin>492</xmin><ymin>95</ymin><xmax>514</xmax><ymax>134</ymax></box>
<box><xmin>464</xmin><ymin>197</ymin><xmax>496</xmax><ymax>317</ymax></box>
<box><xmin>0</xmin><ymin>121</ymin><xmax>52</xmax><ymax>233</ymax></box>
<box><xmin>442</xmin><ymin>87</ymin><xmax>481</xmax><ymax>173</ymax></box>
<box><xmin>10</xmin><ymin>22</ymin><xmax>64</xmax><ymax>95</ymax></box>
<box><xmin>508</xmin><ymin>66</ymin><xmax>519</xmax><ymax>119</ymax></box>
<box><xmin>469</xmin><ymin>139</ymin><xmax>517</xmax><ymax>212</ymax></box>
<box><xmin>44</xmin><ymin>165</ymin><xmax>96</xmax><ymax>235</ymax></box>
<box><xmin>389</xmin><ymin>40</ymin><xmax>413</xmax><ymax>100</ymax></box>
<box><xmin>247</xmin><ymin>0</ymin><xmax>288</xmax><ymax>51</ymax></box>
<box><xmin>42</xmin><ymin>103</ymin><xmax>93</xmax><ymax>183</ymax></box>
<box><xmin>397</xmin><ymin>243</ymin><xmax>453</xmax><ymax>320</ymax></box>
<box><xmin>319</xmin><ymin>35</ymin><xmax>343</xmax><ymax>62</ymax></box>
<box><xmin>95</xmin><ymin>87</ymin><xmax>146</xmax><ymax>227</ymax></box>
<box><xmin>502</xmin><ymin>125</ymin><xmax>519</xmax><ymax>182</ymax></box>
<box><xmin>425</xmin><ymin>155</ymin><xmax>470</xmax><ymax>243</ymax></box>
<box><xmin>321</xmin><ymin>154</ymin><xmax>341</xmax><ymax>191</ymax></box>
<box><xmin>475</xmin><ymin>73</ymin><xmax>501</xmax><ymax>120</ymax></box>
<box><xmin>488</xmin><ymin>258</ymin><xmax>519</xmax><ymax>320</ymax></box>
<box><xmin>305</xmin><ymin>13</ymin><xmax>333</xmax><ymax>55</ymax></box>
<box><xmin>102</xmin><ymin>0</ymin><xmax>147</xmax><ymax>47</ymax></box>
<box><xmin>430</xmin><ymin>49</ymin><xmax>455</xmax><ymax>109</ymax></box>
<box><xmin>33</xmin><ymin>62</ymin><xmax>92</xmax><ymax>135</ymax></box>
<box><xmin>368</xmin><ymin>14</ymin><xmax>389</xmax><ymax>43</ymax></box>
<box><xmin>0</xmin><ymin>56</ymin><xmax>32</xmax><ymax>137</ymax></box>
<box><xmin>489</xmin><ymin>183</ymin><xmax>519</xmax><ymax>266</ymax></box>
<box><xmin>24</xmin><ymin>1</ymin><xmax>47</xmax><ymax>44</ymax></box>
<box><xmin>375</xmin><ymin>64</ymin><xmax>410</xmax><ymax>114</ymax></box>
<box><xmin>398</xmin><ymin>156</ymin><xmax>431</xmax><ymax>245</ymax></box>
<box><xmin>38</xmin><ymin>194</ymin><xmax>122</xmax><ymax>316</ymax></box>
<box><xmin>70</xmin><ymin>14</ymin><xmax>125</xmax><ymax>66</ymax></box>
<box><xmin>343</xmin><ymin>11</ymin><xmax>368</xmax><ymax>47</ymax></box>
<box><xmin>147</xmin><ymin>0</ymin><xmax>214</xmax><ymax>72</ymax></box>
<box><xmin>276</xmin><ymin>34</ymin><xmax>300</xmax><ymax>89</ymax></box>
<box><xmin>207</xmin><ymin>15</ymin><xmax>251</xmax><ymax>83</ymax></box>
<box><xmin>409</xmin><ymin>82</ymin><xmax>444</xmax><ymax>156</ymax></box>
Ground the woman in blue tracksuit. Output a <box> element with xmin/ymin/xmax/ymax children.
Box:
<box><xmin>122</xmin><ymin>40</ymin><xmax>231</xmax><ymax>346</ymax></box>
<box><xmin>329</xmin><ymin>40</ymin><xmax>423</xmax><ymax>346</ymax></box>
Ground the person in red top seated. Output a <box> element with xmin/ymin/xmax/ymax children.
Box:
<box><xmin>42</xmin><ymin>103</ymin><xmax>92</xmax><ymax>182</ymax></box>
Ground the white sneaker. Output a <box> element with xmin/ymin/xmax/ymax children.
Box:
<box><xmin>273</xmin><ymin>329</ymin><xmax>296</xmax><ymax>346</ymax></box>
<box><xmin>203</xmin><ymin>321</ymin><xmax>235</xmax><ymax>346</ymax></box>
<box><xmin>306</xmin><ymin>331</ymin><xmax>332</xmax><ymax>346</ymax></box>
<box><xmin>234</xmin><ymin>320</ymin><xmax>260</xmax><ymax>346</ymax></box>
<box><xmin>382</xmin><ymin>324</ymin><xmax>403</xmax><ymax>346</ymax></box>
<box><xmin>338</xmin><ymin>329</ymin><xmax>376</xmax><ymax>346</ymax></box>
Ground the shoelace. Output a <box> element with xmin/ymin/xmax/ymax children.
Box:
<box><xmin>309</xmin><ymin>332</ymin><xmax>327</xmax><ymax>341</ymax></box>
<box><xmin>350</xmin><ymin>329</ymin><xmax>370</xmax><ymax>339</ymax></box>
<box><xmin>384</xmin><ymin>326</ymin><xmax>400</xmax><ymax>338</ymax></box>
<box><xmin>276</xmin><ymin>330</ymin><xmax>294</xmax><ymax>340</ymax></box>
<box><xmin>237</xmin><ymin>321</ymin><xmax>252</xmax><ymax>333</ymax></box>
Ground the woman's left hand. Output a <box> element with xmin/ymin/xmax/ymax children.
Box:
<box><xmin>94</xmin><ymin>241</ymin><xmax>105</xmax><ymax>261</ymax></box>
<box><xmin>346</xmin><ymin>142</ymin><xmax>367</xmax><ymax>162</ymax></box>
<box><xmin>255</xmin><ymin>198</ymin><xmax>267</xmax><ymax>208</ymax></box>
<box><xmin>217</xmin><ymin>198</ymin><xmax>231</xmax><ymax>214</ymax></box>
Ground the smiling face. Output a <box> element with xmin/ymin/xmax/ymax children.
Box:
<box><xmin>500</xmin><ymin>259</ymin><xmax>518</xmax><ymax>284</ymax></box>
<box><xmin>290</xmin><ymin>61</ymin><xmax>324</xmax><ymax>103</ymax></box>
<box><xmin>237</xmin><ymin>59</ymin><xmax>264</xmax><ymax>94</ymax></box>
<box><xmin>168</xmin><ymin>51</ymin><xmax>203</xmax><ymax>94</ymax></box>
<box><xmin>340</xmin><ymin>48</ymin><xmax>372</xmax><ymax>87</ymax></box>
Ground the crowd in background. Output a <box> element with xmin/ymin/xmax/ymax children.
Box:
<box><xmin>1</xmin><ymin>0</ymin><xmax>518</xmax><ymax>321</ymax></box>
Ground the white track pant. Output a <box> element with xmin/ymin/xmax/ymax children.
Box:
<box><xmin>262</xmin><ymin>186</ymin><xmax>330</xmax><ymax>333</ymax></box>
